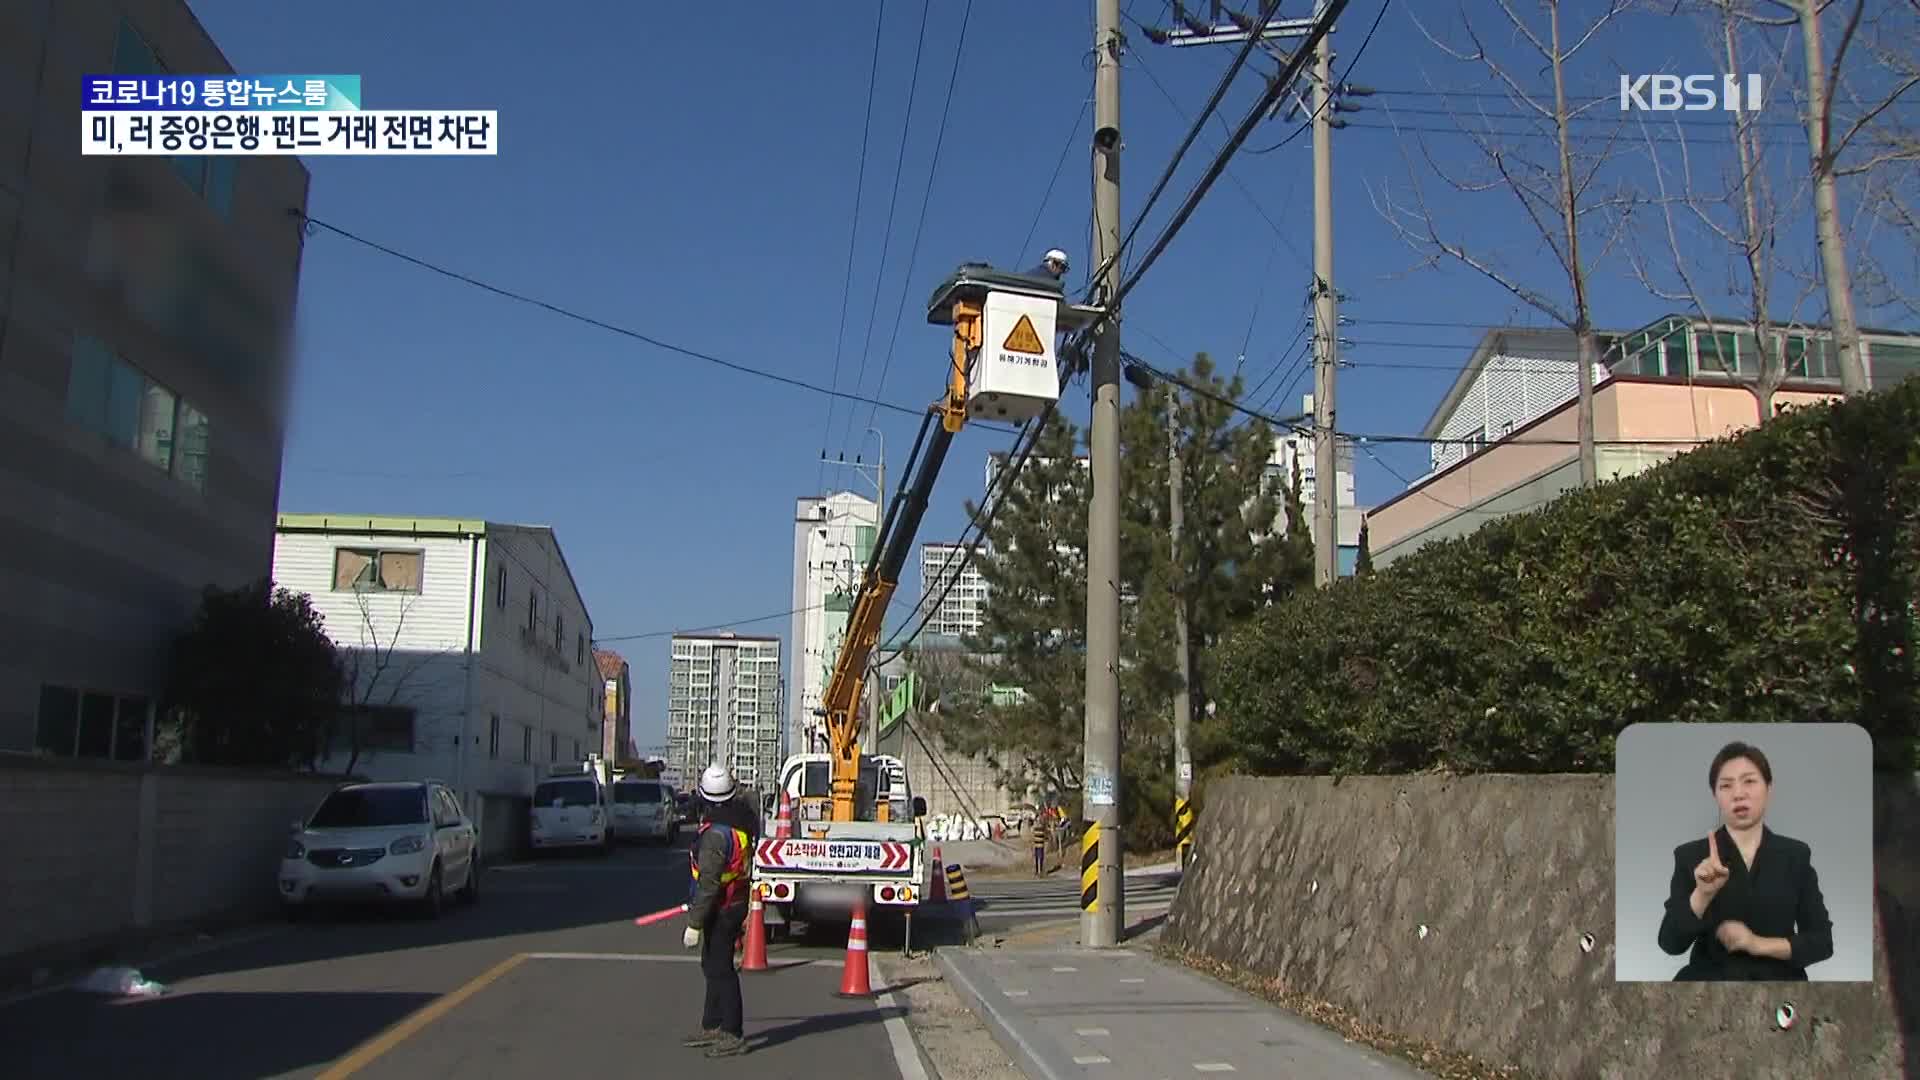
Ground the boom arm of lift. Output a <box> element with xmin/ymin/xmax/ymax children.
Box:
<box><xmin>816</xmin><ymin>300</ymin><xmax>981</xmax><ymax>824</ymax></box>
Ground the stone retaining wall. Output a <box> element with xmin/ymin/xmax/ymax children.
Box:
<box><xmin>1163</xmin><ymin>773</ymin><xmax>1917</xmax><ymax>1079</ymax></box>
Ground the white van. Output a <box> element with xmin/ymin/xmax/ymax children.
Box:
<box><xmin>529</xmin><ymin>770</ymin><xmax>610</xmax><ymax>854</ymax></box>
<box><xmin>610</xmin><ymin>777</ymin><xmax>677</xmax><ymax>844</ymax></box>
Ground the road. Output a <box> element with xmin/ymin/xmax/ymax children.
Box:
<box><xmin>0</xmin><ymin>841</ymin><xmax>929</xmax><ymax>1080</ymax></box>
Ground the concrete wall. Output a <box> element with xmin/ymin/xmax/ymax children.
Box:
<box><xmin>0</xmin><ymin>753</ymin><xmax>344</xmax><ymax>967</ymax></box>
<box><xmin>1164</xmin><ymin>773</ymin><xmax>1916</xmax><ymax>1079</ymax></box>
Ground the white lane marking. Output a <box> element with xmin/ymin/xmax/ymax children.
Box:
<box><xmin>1074</xmin><ymin>1055</ymin><xmax>1112</xmax><ymax>1065</ymax></box>
<box><xmin>1052</xmin><ymin>966</ymin><xmax>1079</xmax><ymax>972</ymax></box>
<box><xmin>871</xmin><ymin>970</ymin><xmax>932</xmax><ymax>1080</ymax></box>
<box><xmin>1119</xmin><ymin>977</ymin><xmax>1147</xmax><ymax>984</ymax></box>
<box><xmin>1004</xmin><ymin>989</ymin><xmax>1030</xmax><ymax>997</ymax></box>
<box><xmin>1075</xmin><ymin>1027</ymin><xmax>1111</xmax><ymax>1037</ymax></box>
<box><xmin>1194</xmin><ymin>1064</ymin><xmax>1237</xmax><ymax>1072</ymax></box>
<box><xmin>524</xmin><ymin>952</ymin><xmax>701</xmax><ymax>962</ymax></box>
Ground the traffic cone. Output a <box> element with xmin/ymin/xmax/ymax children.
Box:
<box><xmin>774</xmin><ymin>790</ymin><xmax>793</xmax><ymax>839</ymax></box>
<box><xmin>929</xmin><ymin>846</ymin><xmax>947</xmax><ymax>902</ymax></box>
<box><xmin>741</xmin><ymin>887</ymin><xmax>769</xmax><ymax>972</ymax></box>
<box><xmin>834</xmin><ymin>899</ymin><xmax>874</xmax><ymax>998</ymax></box>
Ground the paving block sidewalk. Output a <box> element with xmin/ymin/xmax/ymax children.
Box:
<box><xmin>938</xmin><ymin>944</ymin><xmax>1433</xmax><ymax>1079</ymax></box>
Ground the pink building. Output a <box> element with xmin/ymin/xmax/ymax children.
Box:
<box><xmin>1369</xmin><ymin>316</ymin><xmax>1919</xmax><ymax>566</ymax></box>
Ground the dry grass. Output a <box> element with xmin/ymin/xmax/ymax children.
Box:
<box><xmin>1161</xmin><ymin>946</ymin><xmax>1541</xmax><ymax>1080</ymax></box>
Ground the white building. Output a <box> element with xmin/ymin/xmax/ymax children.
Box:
<box><xmin>789</xmin><ymin>492</ymin><xmax>878</xmax><ymax>757</ymax></box>
<box><xmin>1420</xmin><ymin>327</ymin><xmax>1617</xmax><ymax>478</ymax></box>
<box><xmin>271</xmin><ymin>514</ymin><xmax>603</xmax><ymax>858</ymax></box>
<box><xmin>918</xmin><ymin>542</ymin><xmax>989</xmax><ymax>641</ymax></box>
<box><xmin>667</xmin><ymin>632</ymin><xmax>782</xmax><ymax>794</ymax></box>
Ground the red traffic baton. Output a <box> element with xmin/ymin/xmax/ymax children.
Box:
<box><xmin>633</xmin><ymin>903</ymin><xmax>689</xmax><ymax>928</ymax></box>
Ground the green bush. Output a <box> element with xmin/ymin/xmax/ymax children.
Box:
<box><xmin>1216</xmin><ymin>380</ymin><xmax>1919</xmax><ymax>775</ymax></box>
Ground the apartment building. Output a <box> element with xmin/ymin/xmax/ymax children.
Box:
<box><xmin>667</xmin><ymin>632</ymin><xmax>782</xmax><ymax>795</ymax></box>
<box><xmin>789</xmin><ymin>492</ymin><xmax>877</xmax><ymax>757</ymax></box>
<box><xmin>3</xmin><ymin>0</ymin><xmax>309</xmax><ymax>758</ymax></box>
<box><xmin>271</xmin><ymin>514</ymin><xmax>602</xmax><ymax>857</ymax></box>
<box><xmin>918</xmin><ymin>542</ymin><xmax>990</xmax><ymax>643</ymax></box>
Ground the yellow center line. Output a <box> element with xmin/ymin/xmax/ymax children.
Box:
<box><xmin>314</xmin><ymin>952</ymin><xmax>528</xmax><ymax>1079</ymax></box>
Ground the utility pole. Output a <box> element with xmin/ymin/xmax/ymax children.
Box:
<box><xmin>1168</xmin><ymin>410</ymin><xmax>1194</xmax><ymax>867</ymax></box>
<box><xmin>1308</xmin><ymin>0</ymin><xmax>1340</xmax><ymax>588</ymax></box>
<box><xmin>1146</xmin><ymin>4</ymin><xmax>1341</xmax><ymax>585</ymax></box>
<box><xmin>1083</xmin><ymin>0</ymin><xmax>1125</xmax><ymax>950</ymax></box>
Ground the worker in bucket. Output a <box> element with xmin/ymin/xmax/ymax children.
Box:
<box><xmin>681</xmin><ymin>763</ymin><xmax>760</xmax><ymax>1057</ymax></box>
<box><xmin>1028</xmin><ymin>247</ymin><xmax>1070</xmax><ymax>282</ymax></box>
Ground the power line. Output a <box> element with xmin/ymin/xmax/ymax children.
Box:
<box><xmin>595</xmin><ymin>602</ymin><xmax>824</xmax><ymax>644</ymax></box>
<box><xmin>295</xmin><ymin>212</ymin><xmax>929</xmax><ymax>419</ymax></box>
<box><xmin>1015</xmin><ymin>96</ymin><xmax>1091</xmax><ymax>266</ymax></box>
<box><xmin>840</xmin><ymin>0</ymin><xmax>935</xmax><ymax>456</ymax></box>
<box><xmin>858</xmin><ymin>0</ymin><xmax>977</xmax><ymax>442</ymax></box>
<box><xmin>816</xmin><ymin>0</ymin><xmax>892</xmax><ymax>496</ymax></box>
<box><xmin>1085</xmin><ymin>0</ymin><xmax>1288</xmax><ymax>297</ymax></box>
<box><xmin>1246</xmin><ymin>0</ymin><xmax>1391</xmax><ymax>155</ymax></box>
<box><xmin>1113</xmin><ymin>0</ymin><xmax>1346</xmax><ymax>309</ymax></box>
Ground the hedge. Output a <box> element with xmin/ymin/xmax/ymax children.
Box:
<box><xmin>1216</xmin><ymin>378</ymin><xmax>1919</xmax><ymax>775</ymax></box>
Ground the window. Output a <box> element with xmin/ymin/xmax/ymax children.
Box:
<box><xmin>35</xmin><ymin>685</ymin><xmax>149</xmax><ymax>761</ymax></box>
<box><xmin>332</xmin><ymin>548</ymin><xmax>424</xmax><ymax>592</ymax></box>
<box><xmin>330</xmin><ymin>705</ymin><xmax>415</xmax><ymax>754</ymax></box>
<box><xmin>488</xmin><ymin>714</ymin><xmax>500</xmax><ymax>759</ymax></box>
<box><xmin>66</xmin><ymin>335</ymin><xmax>208</xmax><ymax>489</ymax></box>
<box><xmin>310</xmin><ymin>786</ymin><xmax>429</xmax><ymax>828</ymax></box>
<box><xmin>549</xmin><ymin>732</ymin><xmax>559</xmax><ymax>762</ymax></box>
<box><xmin>521</xmin><ymin>724</ymin><xmax>533</xmax><ymax>764</ymax></box>
<box><xmin>576</xmin><ymin>633</ymin><xmax>586</xmax><ymax>666</ymax></box>
<box><xmin>573</xmin><ymin>739</ymin><xmax>581</xmax><ymax>761</ymax></box>
<box><xmin>1868</xmin><ymin>341</ymin><xmax>1920</xmax><ymax>389</ymax></box>
<box><xmin>494</xmin><ymin>564</ymin><xmax>507</xmax><ymax>609</ymax></box>
<box><xmin>1699</xmin><ymin>331</ymin><xmax>1740</xmax><ymax>374</ymax></box>
<box><xmin>533</xmin><ymin>779</ymin><xmax>599</xmax><ymax>807</ymax></box>
<box><xmin>113</xmin><ymin>19</ymin><xmax>234</xmax><ymax>217</ymax></box>
<box><xmin>528</xmin><ymin>589</ymin><xmax>539</xmax><ymax>633</ymax></box>
<box><xmin>1783</xmin><ymin>335</ymin><xmax>1830</xmax><ymax>379</ymax></box>
<box><xmin>554</xmin><ymin>612</ymin><xmax>565</xmax><ymax>653</ymax></box>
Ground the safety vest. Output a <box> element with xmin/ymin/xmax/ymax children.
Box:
<box><xmin>689</xmin><ymin>823</ymin><xmax>751</xmax><ymax>910</ymax></box>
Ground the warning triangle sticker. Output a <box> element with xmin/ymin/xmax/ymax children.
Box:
<box><xmin>1002</xmin><ymin>314</ymin><xmax>1046</xmax><ymax>355</ymax></box>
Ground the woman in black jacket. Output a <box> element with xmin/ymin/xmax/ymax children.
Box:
<box><xmin>1656</xmin><ymin>740</ymin><xmax>1834</xmax><ymax>981</ymax></box>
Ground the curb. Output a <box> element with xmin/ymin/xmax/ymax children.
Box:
<box><xmin>933</xmin><ymin>949</ymin><xmax>1069</xmax><ymax>1080</ymax></box>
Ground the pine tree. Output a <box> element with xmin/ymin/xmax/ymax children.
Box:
<box><xmin>1355</xmin><ymin>517</ymin><xmax>1375</xmax><ymax>576</ymax></box>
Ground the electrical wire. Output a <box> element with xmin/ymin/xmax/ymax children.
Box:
<box><xmin>1015</xmin><ymin>96</ymin><xmax>1091</xmax><ymax>267</ymax></box>
<box><xmin>595</xmin><ymin>601</ymin><xmax>827</xmax><ymax>644</ymax></box>
<box><xmin>858</xmin><ymin>0</ymin><xmax>978</xmax><ymax>441</ymax></box>
<box><xmin>1245</xmin><ymin>0</ymin><xmax>1390</xmax><ymax>155</ymax></box>
<box><xmin>815</xmin><ymin>0</ymin><xmax>892</xmax><ymax>496</ymax></box>
<box><xmin>295</xmin><ymin>212</ymin><xmax>928</xmax><ymax>418</ymax></box>
<box><xmin>1083</xmin><ymin>0</ymin><xmax>1288</xmax><ymax>296</ymax></box>
<box><xmin>1111</xmin><ymin>0</ymin><xmax>1345</xmax><ymax>309</ymax></box>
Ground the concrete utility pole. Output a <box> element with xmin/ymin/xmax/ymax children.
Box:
<box><xmin>1083</xmin><ymin>0</ymin><xmax>1125</xmax><ymax>950</ymax></box>
<box><xmin>1149</xmin><ymin>3</ymin><xmax>1340</xmax><ymax>585</ymax></box>
<box><xmin>1168</xmin><ymin>410</ymin><xmax>1194</xmax><ymax>867</ymax></box>
<box><xmin>1308</xmin><ymin>0</ymin><xmax>1340</xmax><ymax>588</ymax></box>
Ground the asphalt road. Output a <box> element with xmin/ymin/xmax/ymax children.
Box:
<box><xmin>0</xmin><ymin>840</ymin><xmax>931</xmax><ymax>1080</ymax></box>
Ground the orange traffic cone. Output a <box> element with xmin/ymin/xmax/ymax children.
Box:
<box><xmin>929</xmin><ymin>846</ymin><xmax>947</xmax><ymax>902</ymax></box>
<box><xmin>741</xmin><ymin>888</ymin><xmax>769</xmax><ymax>972</ymax></box>
<box><xmin>774</xmin><ymin>789</ymin><xmax>793</xmax><ymax>839</ymax></box>
<box><xmin>834</xmin><ymin>899</ymin><xmax>874</xmax><ymax>998</ymax></box>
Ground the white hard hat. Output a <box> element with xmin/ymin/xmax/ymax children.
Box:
<box><xmin>1044</xmin><ymin>248</ymin><xmax>1070</xmax><ymax>267</ymax></box>
<box><xmin>698</xmin><ymin>763</ymin><xmax>737</xmax><ymax>802</ymax></box>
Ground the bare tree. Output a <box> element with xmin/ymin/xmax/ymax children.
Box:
<box><xmin>1373</xmin><ymin>0</ymin><xmax>1637</xmax><ymax>487</ymax></box>
<box><xmin>1850</xmin><ymin>1</ymin><xmax>1920</xmax><ymax>319</ymax></box>
<box><xmin>1625</xmin><ymin>1</ymin><xmax>1826</xmax><ymax>421</ymax></box>
<box><xmin>336</xmin><ymin>589</ymin><xmax>448</xmax><ymax>777</ymax></box>
<box><xmin>1741</xmin><ymin>0</ymin><xmax>1920</xmax><ymax>392</ymax></box>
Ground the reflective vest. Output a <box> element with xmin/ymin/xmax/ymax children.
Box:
<box><xmin>689</xmin><ymin>823</ymin><xmax>751</xmax><ymax>910</ymax></box>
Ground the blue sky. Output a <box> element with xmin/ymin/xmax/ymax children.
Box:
<box><xmin>183</xmin><ymin>0</ymin><xmax>1914</xmax><ymax>748</ymax></box>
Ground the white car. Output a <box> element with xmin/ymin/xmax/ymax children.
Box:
<box><xmin>529</xmin><ymin>774</ymin><xmax>610</xmax><ymax>853</ymax></box>
<box><xmin>610</xmin><ymin>778</ymin><xmax>677</xmax><ymax>844</ymax></box>
<box><xmin>280</xmin><ymin>780</ymin><xmax>480</xmax><ymax>918</ymax></box>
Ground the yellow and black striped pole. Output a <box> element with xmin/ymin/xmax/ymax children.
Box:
<box><xmin>1174</xmin><ymin>796</ymin><xmax>1195</xmax><ymax>866</ymax></box>
<box><xmin>1079</xmin><ymin>821</ymin><xmax>1101</xmax><ymax>912</ymax></box>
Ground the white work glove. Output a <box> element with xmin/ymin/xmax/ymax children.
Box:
<box><xmin>683</xmin><ymin>927</ymin><xmax>701</xmax><ymax>949</ymax></box>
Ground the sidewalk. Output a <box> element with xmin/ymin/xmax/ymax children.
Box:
<box><xmin>937</xmin><ymin>943</ymin><xmax>1433</xmax><ymax>1079</ymax></box>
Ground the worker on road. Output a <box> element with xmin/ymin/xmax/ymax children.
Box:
<box><xmin>681</xmin><ymin>763</ymin><xmax>759</xmax><ymax>1058</ymax></box>
<box><xmin>1030</xmin><ymin>812</ymin><xmax>1048</xmax><ymax>877</ymax></box>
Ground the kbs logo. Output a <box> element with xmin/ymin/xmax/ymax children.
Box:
<box><xmin>1619</xmin><ymin>74</ymin><xmax>1764</xmax><ymax>112</ymax></box>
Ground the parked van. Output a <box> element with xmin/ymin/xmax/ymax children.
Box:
<box><xmin>530</xmin><ymin>766</ymin><xmax>610</xmax><ymax>854</ymax></box>
<box><xmin>610</xmin><ymin>776</ymin><xmax>677</xmax><ymax>844</ymax></box>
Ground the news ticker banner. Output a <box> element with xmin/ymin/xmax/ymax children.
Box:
<box><xmin>81</xmin><ymin>75</ymin><xmax>495</xmax><ymax>156</ymax></box>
